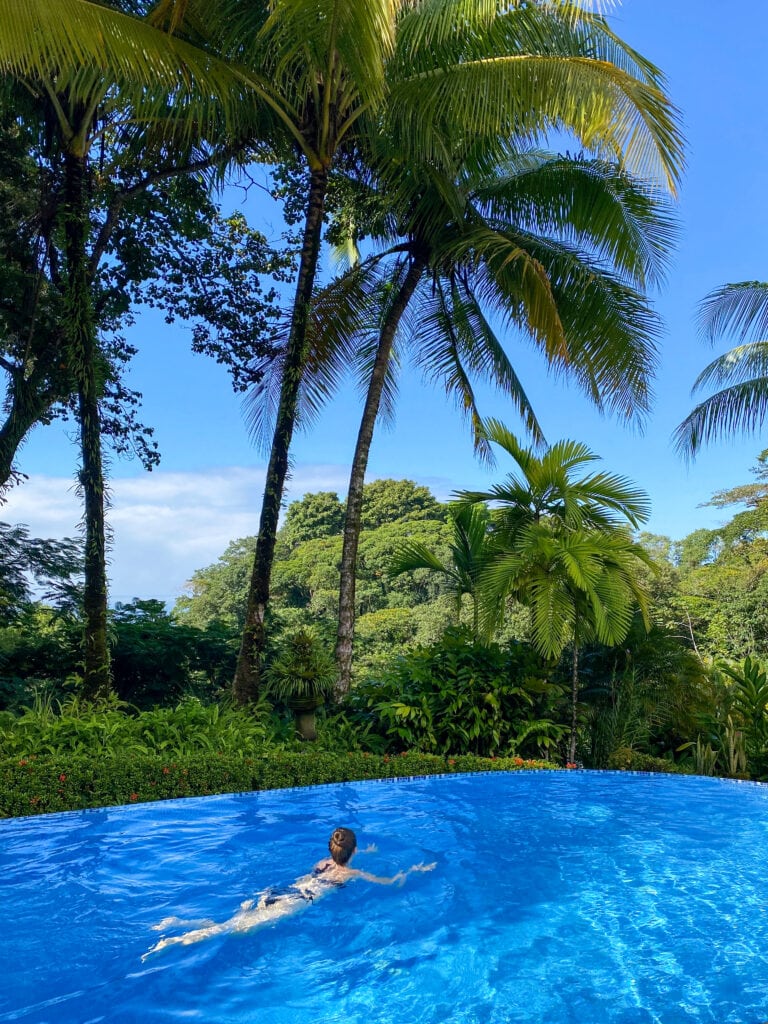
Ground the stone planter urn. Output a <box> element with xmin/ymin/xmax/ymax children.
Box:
<box><xmin>287</xmin><ymin>694</ymin><xmax>325</xmax><ymax>741</ymax></box>
<box><xmin>267</xmin><ymin>626</ymin><xmax>336</xmax><ymax>742</ymax></box>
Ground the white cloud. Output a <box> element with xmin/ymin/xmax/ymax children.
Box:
<box><xmin>1</xmin><ymin>465</ymin><xmax>352</xmax><ymax>607</ymax></box>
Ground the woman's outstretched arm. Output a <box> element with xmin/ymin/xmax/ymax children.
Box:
<box><xmin>351</xmin><ymin>861</ymin><xmax>437</xmax><ymax>886</ymax></box>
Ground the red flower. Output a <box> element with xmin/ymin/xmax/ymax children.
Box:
<box><xmin>448</xmin><ymin>758</ymin><xmax>456</xmax><ymax>766</ymax></box>
<box><xmin>18</xmin><ymin>759</ymin><xmax>27</xmax><ymax>767</ymax></box>
<box><xmin>401</xmin><ymin>752</ymin><xmax>408</xmax><ymax>757</ymax></box>
<box><xmin>514</xmin><ymin>757</ymin><xmax>524</xmax><ymax>766</ymax></box>
<box><xmin>383</xmin><ymin>756</ymin><xmax>390</xmax><ymax>762</ymax></box>
<box><xmin>129</xmin><ymin>792</ymin><xmax>138</xmax><ymax>802</ymax></box>
<box><xmin>59</xmin><ymin>773</ymin><xmax>67</xmax><ymax>782</ymax></box>
<box><xmin>566</xmin><ymin>762</ymin><xmax>577</xmax><ymax>770</ymax></box>
<box><xmin>162</xmin><ymin>767</ymin><xmax>170</xmax><ymax>775</ymax></box>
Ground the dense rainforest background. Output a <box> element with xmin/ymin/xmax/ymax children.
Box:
<box><xmin>4</xmin><ymin>460</ymin><xmax>768</xmax><ymax>782</ymax></box>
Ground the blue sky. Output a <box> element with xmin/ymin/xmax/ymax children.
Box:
<box><xmin>5</xmin><ymin>0</ymin><xmax>768</xmax><ymax>605</ymax></box>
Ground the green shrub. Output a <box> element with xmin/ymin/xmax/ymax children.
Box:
<box><xmin>348</xmin><ymin>629</ymin><xmax>555</xmax><ymax>757</ymax></box>
<box><xmin>0</xmin><ymin>751</ymin><xmax>558</xmax><ymax>818</ymax></box>
<box><xmin>0</xmin><ymin>694</ymin><xmax>275</xmax><ymax>759</ymax></box>
<box><xmin>607</xmin><ymin>747</ymin><xmax>693</xmax><ymax>775</ymax></box>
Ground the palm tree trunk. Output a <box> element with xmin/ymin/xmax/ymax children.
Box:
<box><xmin>63</xmin><ymin>149</ymin><xmax>111</xmax><ymax>700</ymax></box>
<box><xmin>233</xmin><ymin>166</ymin><xmax>329</xmax><ymax>704</ymax></box>
<box><xmin>334</xmin><ymin>254</ymin><xmax>427</xmax><ymax>700</ymax></box>
<box><xmin>569</xmin><ymin>639</ymin><xmax>579</xmax><ymax>763</ymax></box>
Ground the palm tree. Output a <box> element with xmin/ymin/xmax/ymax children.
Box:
<box><xmin>674</xmin><ymin>283</ymin><xmax>768</xmax><ymax>457</ymax></box>
<box><xmin>461</xmin><ymin>420</ymin><xmax>651</xmax><ymax>537</ymax></box>
<box><xmin>330</xmin><ymin>146</ymin><xmax>676</xmax><ymax>695</ymax></box>
<box><xmin>461</xmin><ymin>420</ymin><xmax>652</xmax><ymax>760</ymax></box>
<box><xmin>0</xmin><ymin>0</ymin><xmax>271</xmax><ymax>697</ymax></box>
<box><xmin>168</xmin><ymin>0</ymin><xmax>403</xmax><ymax>704</ymax></box>
<box><xmin>224</xmin><ymin>0</ymin><xmax>683</xmax><ymax>701</ymax></box>
<box><xmin>388</xmin><ymin>503</ymin><xmax>492</xmax><ymax>637</ymax></box>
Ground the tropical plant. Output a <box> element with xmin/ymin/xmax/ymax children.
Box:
<box><xmin>349</xmin><ymin>627</ymin><xmax>551</xmax><ymax>758</ymax></box>
<box><xmin>189</xmin><ymin>0</ymin><xmax>404</xmax><ymax>703</ymax></box>
<box><xmin>578</xmin><ymin>615</ymin><xmax>711</xmax><ymax>766</ymax></box>
<box><xmin>718</xmin><ymin>656</ymin><xmax>768</xmax><ymax>775</ymax></box>
<box><xmin>720</xmin><ymin>715</ymin><xmax>748</xmax><ymax>778</ymax></box>
<box><xmin>388</xmin><ymin>503</ymin><xmax>492</xmax><ymax>637</ymax></box>
<box><xmin>0</xmin><ymin>691</ymin><xmax>280</xmax><ymax>759</ymax></box>
<box><xmin>462</xmin><ymin>420</ymin><xmax>653</xmax><ymax>761</ymax></box>
<box><xmin>320</xmin><ymin>0</ymin><xmax>685</xmax><ymax>696</ymax></box>
<box><xmin>691</xmin><ymin>736</ymin><xmax>718</xmax><ymax>777</ymax></box>
<box><xmin>110</xmin><ymin>600</ymin><xmax>238</xmax><ymax>708</ymax></box>
<box><xmin>266</xmin><ymin>625</ymin><xmax>337</xmax><ymax>741</ymax></box>
<box><xmin>0</xmin><ymin>606</ymin><xmax>82</xmax><ymax>711</ymax></box>
<box><xmin>675</xmin><ymin>283</ymin><xmax>768</xmax><ymax>456</ymax></box>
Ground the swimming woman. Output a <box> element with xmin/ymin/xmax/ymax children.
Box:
<box><xmin>143</xmin><ymin>827</ymin><xmax>435</xmax><ymax>958</ymax></box>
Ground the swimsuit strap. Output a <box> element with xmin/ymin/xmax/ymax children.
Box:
<box><xmin>312</xmin><ymin>863</ymin><xmax>345</xmax><ymax>889</ymax></box>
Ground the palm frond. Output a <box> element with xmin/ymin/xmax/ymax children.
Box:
<box><xmin>673</xmin><ymin>378</ymin><xmax>768</xmax><ymax>460</ymax></box>
<box><xmin>446</xmin><ymin>224</ymin><xmax>568</xmax><ymax>363</ymax></box>
<box><xmin>391</xmin><ymin>18</ymin><xmax>683</xmax><ymax>192</ymax></box>
<box><xmin>0</xmin><ymin>0</ymin><xmax>262</xmax><ymax>138</ymax></box>
<box><xmin>349</xmin><ymin>256</ymin><xmax>425</xmax><ymax>427</ymax></box>
<box><xmin>696</xmin><ymin>282</ymin><xmax>768</xmax><ymax>345</ymax></box>
<box><xmin>442</xmin><ymin>279</ymin><xmax>545</xmax><ymax>446</ymax></box>
<box><xmin>259</xmin><ymin>0</ymin><xmax>398</xmax><ymax>111</ymax></box>
<box><xmin>388</xmin><ymin>541</ymin><xmax>451</xmax><ymax>579</ymax></box>
<box><xmin>458</xmin><ymin>424</ymin><xmax>649</xmax><ymax>531</ymax></box>
<box><xmin>473</xmin><ymin>153</ymin><xmax>677</xmax><ymax>289</ymax></box>
<box><xmin>473</xmin><ymin>230</ymin><xmax>660</xmax><ymax>423</ymax></box>
<box><xmin>692</xmin><ymin>341</ymin><xmax>768</xmax><ymax>391</ymax></box>
<box><xmin>243</xmin><ymin>262</ymin><xmax>383</xmax><ymax>451</ymax></box>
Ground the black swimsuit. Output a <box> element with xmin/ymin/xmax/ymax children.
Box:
<box><xmin>312</xmin><ymin>863</ymin><xmax>345</xmax><ymax>888</ymax></box>
<box><xmin>263</xmin><ymin>864</ymin><xmax>344</xmax><ymax>906</ymax></box>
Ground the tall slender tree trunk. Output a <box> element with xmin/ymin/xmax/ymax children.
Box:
<box><xmin>334</xmin><ymin>254</ymin><xmax>427</xmax><ymax>700</ymax></box>
<box><xmin>233</xmin><ymin>166</ymin><xmax>329</xmax><ymax>704</ymax></box>
<box><xmin>63</xmin><ymin>149</ymin><xmax>111</xmax><ymax>700</ymax></box>
<box><xmin>569</xmin><ymin>636</ymin><xmax>579</xmax><ymax>763</ymax></box>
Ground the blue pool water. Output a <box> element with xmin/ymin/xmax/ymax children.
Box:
<box><xmin>2</xmin><ymin>770</ymin><xmax>768</xmax><ymax>1024</ymax></box>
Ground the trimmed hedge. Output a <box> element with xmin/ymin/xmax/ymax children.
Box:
<box><xmin>607</xmin><ymin>747</ymin><xmax>693</xmax><ymax>775</ymax></box>
<box><xmin>1</xmin><ymin>751</ymin><xmax>557</xmax><ymax>818</ymax></box>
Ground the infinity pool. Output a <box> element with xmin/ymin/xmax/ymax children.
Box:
<box><xmin>2</xmin><ymin>771</ymin><xmax>768</xmax><ymax>1023</ymax></box>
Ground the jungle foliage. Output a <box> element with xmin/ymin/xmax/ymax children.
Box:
<box><xmin>6</xmin><ymin>463</ymin><xmax>768</xmax><ymax>784</ymax></box>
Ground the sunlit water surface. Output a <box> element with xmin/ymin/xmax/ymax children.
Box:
<box><xmin>2</xmin><ymin>771</ymin><xmax>768</xmax><ymax>1023</ymax></box>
